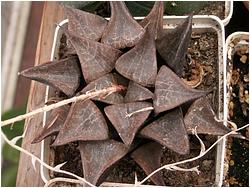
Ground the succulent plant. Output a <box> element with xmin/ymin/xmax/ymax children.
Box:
<box><xmin>20</xmin><ymin>1</ymin><xmax>232</xmax><ymax>186</ymax></box>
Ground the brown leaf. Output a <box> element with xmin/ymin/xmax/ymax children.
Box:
<box><xmin>140</xmin><ymin>1</ymin><xmax>164</xmax><ymax>39</ymax></box>
<box><xmin>156</xmin><ymin>15</ymin><xmax>193</xmax><ymax>76</ymax></box>
<box><xmin>65</xmin><ymin>5</ymin><xmax>107</xmax><ymax>41</ymax></box>
<box><xmin>154</xmin><ymin>65</ymin><xmax>208</xmax><ymax>114</ymax></box>
<box><xmin>20</xmin><ymin>56</ymin><xmax>82</xmax><ymax>97</ymax></box>
<box><xmin>104</xmin><ymin>102</ymin><xmax>153</xmax><ymax>146</ymax></box>
<box><xmin>101</xmin><ymin>1</ymin><xmax>145</xmax><ymax>49</ymax></box>
<box><xmin>79</xmin><ymin>140</ymin><xmax>128</xmax><ymax>186</ymax></box>
<box><xmin>115</xmin><ymin>29</ymin><xmax>157</xmax><ymax>87</ymax></box>
<box><xmin>124</xmin><ymin>81</ymin><xmax>153</xmax><ymax>102</ymax></box>
<box><xmin>184</xmin><ymin>96</ymin><xmax>231</xmax><ymax>135</ymax></box>
<box><xmin>140</xmin><ymin>107</ymin><xmax>190</xmax><ymax>155</ymax></box>
<box><xmin>131</xmin><ymin>142</ymin><xmax>165</xmax><ymax>186</ymax></box>
<box><xmin>32</xmin><ymin>102</ymin><xmax>70</xmax><ymax>144</ymax></box>
<box><xmin>80</xmin><ymin>73</ymin><xmax>124</xmax><ymax>104</ymax></box>
<box><xmin>65</xmin><ymin>30</ymin><xmax>122</xmax><ymax>83</ymax></box>
<box><xmin>51</xmin><ymin>100</ymin><xmax>109</xmax><ymax>146</ymax></box>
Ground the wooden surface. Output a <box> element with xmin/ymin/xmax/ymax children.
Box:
<box><xmin>16</xmin><ymin>2</ymin><xmax>65</xmax><ymax>186</ymax></box>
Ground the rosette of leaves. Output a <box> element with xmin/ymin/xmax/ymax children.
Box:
<box><xmin>20</xmin><ymin>1</ymin><xmax>231</xmax><ymax>186</ymax></box>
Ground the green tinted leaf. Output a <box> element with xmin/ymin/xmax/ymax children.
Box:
<box><xmin>1</xmin><ymin>165</ymin><xmax>17</xmax><ymax>187</ymax></box>
<box><xmin>2</xmin><ymin>143</ymin><xmax>20</xmax><ymax>163</ymax></box>
<box><xmin>1</xmin><ymin>106</ymin><xmax>26</xmax><ymax>140</ymax></box>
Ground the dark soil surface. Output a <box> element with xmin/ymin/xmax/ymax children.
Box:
<box><xmin>50</xmin><ymin>30</ymin><xmax>220</xmax><ymax>186</ymax></box>
<box><xmin>224</xmin><ymin>50</ymin><xmax>249</xmax><ymax>187</ymax></box>
<box><xmin>196</xmin><ymin>1</ymin><xmax>225</xmax><ymax>20</ymax></box>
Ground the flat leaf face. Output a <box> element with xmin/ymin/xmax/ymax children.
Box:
<box><xmin>131</xmin><ymin>142</ymin><xmax>165</xmax><ymax>186</ymax></box>
<box><xmin>65</xmin><ymin>30</ymin><xmax>122</xmax><ymax>83</ymax></box>
<box><xmin>32</xmin><ymin>103</ymin><xmax>70</xmax><ymax>144</ymax></box>
<box><xmin>65</xmin><ymin>6</ymin><xmax>107</xmax><ymax>41</ymax></box>
<box><xmin>124</xmin><ymin>81</ymin><xmax>153</xmax><ymax>102</ymax></box>
<box><xmin>184</xmin><ymin>97</ymin><xmax>231</xmax><ymax>135</ymax></box>
<box><xmin>80</xmin><ymin>73</ymin><xmax>124</xmax><ymax>104</ymax></box>
<box><xmin>116</xmin><ymin>30</ymin><xmax>157</xmax><ymax>87</ymax></box>
<box><xmin>101</xmin><ymin>1</ymin><xmax>145</xmax><ymax>49</ymax></box>
<box><xmin>156</xmin><ymin>15</ymin><xmax>192</xmax><ymax>76</ymax></box>
<box><xmin>140</xmin><ymin>107</ymin><xmax>190</xmax><ymax>155</ymax></box>
<box><xmin>52</xmin><ymin>100</ymin><xmax>108</xmax><ymax>146</ymax></box>
<box><xmin>104</xmin><ymin>102</ymin><xmax>153</xmax><ymax>146</ymax></box>
<box><xmin>20</xmin><ymin>56</ymin><xmax>82</xmax><ymax>96</ymax></box>
<box><xmin>79</xmin><ymin>140</ymin><xmax>128</xmax><ymax>186</ymax></box>
<box><xmin>154</xmin><ymin>65</ymin><xmax>208</xmax><ymax>114</ymax></box>
<box><xmin>140</xmin><ymin>1</ymin><xmax>164</xmax><ymax>39</ymax></box>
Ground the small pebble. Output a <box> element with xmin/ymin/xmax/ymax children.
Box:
<box><xmin>240</xmin><ymin>55</ymin><xmax>248</xmax><ymax>64</ymax></box>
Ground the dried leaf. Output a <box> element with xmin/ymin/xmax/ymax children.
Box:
<box><xmin>140</xmin><ymin>107</ymin><xmax>190</xmax><ymax>155</ymax></box>
<box><xmin>140</xmin><ymin>1</ymin><xmax>164</xmax><ymax>39</ymax></box>
<box><xmin>65</xmin><ymin>30</ymin><xmax>122</xmax><ymax>83</ymax></box>
<box><xmin>10</xmin><ymin>136</ymin><xmax>23</xmax><ymax>145</ymax></box>
<box><xmin>184</xmin><ymin>97</ymin><xmax>231</xmax><ymax>135</ymax></box>
<box><xmin>51</xmin><ymin>100</ymin><xmax>109</xmax><ymax>146</ymax></box>
<box><xmin>104</xmin><ymin>102</ymin><xmax>152</xmax><ymax>146</ymax></box>
<box><xmin>54</xmin><ymin>161</ymin><xmax>67</xmax><ymax>171</ymax></box>
<box><xmin>131</xmin><ymin>142</ymin><xmax>165</xmax><ymax>186</ymax></box>
<box><xmin>154</xmin><ymin>65</ymin><xmax>208</xmax><ymax>114</ymax></box>
<box><xmin>80</xmin><ymin>73</ymin><xmax>124</xmax><ymax>104</ymax></box>
<box><xmin>31</xmin><ymin>156</ymin><xmax>37</xmax><ymax>171</ymax></box>
<box><xmin>65</xmin><ymin>5</ymin><xmax>107</xmax><ymax>41</ymax></box>
<box><xmin>101</xmin><ymin>1</ymin><xmax>145</xmax><ymax>49</ymax></box>
<box><xmin>124</xmin><ymin>81</ymin><xmax>153</xmax><ymax>102</ymax></box>
<box><xmin>20</xmin><ymin>56</ymin><xmax>82</xmax><ymax>97</ymax></box>
<box><xmin>115</xmin><ymin>29</ymin><xmax>157</xmax><ymax>87</ymax></box>
<box><xmin>78</xmin><ymin>140</ymin><xmax>128</xmax><ymax>186</ymax></box>
<box><xmin>31</xmin><ymin>103</ymin><xmax>70</xmax><ymax>144</ymax></box>
<box><xmin>156</xmin><ymin>15</ymin><xmax>193</xmax><ymax>76</ymax></box>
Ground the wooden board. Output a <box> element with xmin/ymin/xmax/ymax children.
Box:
<box><xmin>16</xmin><ymin>2</ymin><xmax>65</xmax><ymax>186</ymax></box>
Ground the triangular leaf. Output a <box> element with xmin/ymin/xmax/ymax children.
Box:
<box><xmin>124</xmin><ymin>81</ymin><xmax>153</xmax><ymax>102</ymax></box>
<box><xmin>20</xmin><ymin>56</ymin><xmax>82</xmax><ymax>96</ymax></box>
<box><xmin>156</xmin><ymin>15</ymin><xmax>193</xmax><ymax>76</ymax></box>
<box><xmin>131</xmin><ymin>142</ymin><xmax>165</xmax><ymax>186</ymax></box>
<box><xmin>32</xmin><ymin>103</ymin><xmax>70</xmax><ymax>144</ymax></box>
<box><xmin>80</xmin><ymin>73</ymin><xmax>124</xmax><ymax>104</ymax></box>
<box><xmin>184</xmin><ymin>96</ymin><xmax>231</xmax><ymax>135</ymax></box>
<box><xmin>104</xmin><ymin>102</ymin><xmax>153</xmax><ymax>146</ymax></box>
<box><xmin>65</xmin><ymin>30</ymin><xmax>122</xmax><ymax>83</ymax></box>
<box><xmin>65</xmin><ymin>5</ymin><xmax>107</xmax><ymax>41</ymax></box>
<box><xmin>79</xmin><ymin>140</ymin><xmax>128</xmax><ymax>186</ymax></box>
<box><xmin>154</xmin><ymin>65</ymin><xmax>208</xmax><ymax>114</ymax></box>
<box><xmin>140</xmin><ymin>1</ymin><xmax>164</xmax><ymax>39</ymax></box>
<box><xmin>101</xmin><ymin>1</ymin><xmax>145</xmax><ymax>49</ymax></box>
<box><xmin>140</xmin><ymin>107</ymin><xmax>190</xmax><ymax>155</ymax></box>
<box><xmin>116</xmin><ymin>29</ymin><xmax>157</xmax><ymax>87</ymax></box>
<box><xmin>52</xmin><ymin>100</ymin><xmax>109</xmax><ymax>146</ymax></box>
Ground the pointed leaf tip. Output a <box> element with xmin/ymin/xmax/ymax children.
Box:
<box><xmin>104</xmin><ymin>102</ymin><xmax>153</xmax><ymax>146</ymax></box>
<box><xmin>79</xmin><ymin>140</ymin><xmax>128</xmax><ymax>186</ymax></box>
<box><xmin>65</xmin><ymin>5</ymin><xmax>107</xmax><ymax>41</ymax></box>
<box><xmin>31</xmin><ymin>104</ymin><xmax>70</xmax><ymax>144</ymax></box>
<box><xmin>140</xmin><ymin>107</ymin><xmax>190</xmax><ymax>155</ymax></box>
<box><xmin>154</xmin><ymin>65</ymin><xmax>208</xmax><ymax>114</ymax></box>
<box><xmin>184</xmin><ymin>96</ymin><xmax>231</xmax><ymax>135</ymax></box>
<box><xmin>20</xmin><ymin>56</ymin><xmax>82</xmax><ymax>97</ymax></box>
<box><xmin>66</xmin><ymin>30</ymin><xmax>122</xmax><ymax>83</ymax></box>
<box><xmin>52</xmin><ymin>100</ymin><xmax>109</xmax><ymax>146</ymax></box>
<box><xmin>116</xmin><ymin>29</ymin><xmax>157</xmax><ymax>87</ymax></box>
<box><xmin>131</xmin><ymin>142</ymin><xmax>165</xmax><ymax>186</ymax></box>
<box><xmin>156</xmin><ymin>15</ymin><xmax>193</xmax><ymax>76</ymax></box>
<box><xmin>124</xmin><ymin>81</ymin><xmax>153</xmax><ymax>102</ymax></box>
<box><xmin>101</xmin><ymin>1</ymin><xmax>145</xmax><ymax>49</ymax></box>
<box><xmin>140</xmin><ymin>1</ymin><xmax>164</xmax><ymax>39</ymax></box>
